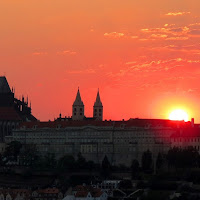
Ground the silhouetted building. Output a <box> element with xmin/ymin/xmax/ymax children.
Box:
<box><xmin>93</xmin><ymin>89</ymin><xmax>103</xmax><ymax>121</ymax></box>
<box><xmin>0</xmin><ymin>76</ymin><xmax>37</xmax><ymax>141</ymax></box>
<box><xmin>72</xmin><ymin>88</ymin><xmax>85</xmax><ymax>121</ymax></box>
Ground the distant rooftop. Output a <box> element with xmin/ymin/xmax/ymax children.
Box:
<box><xmin>0</xmin><ymin>76</ymin><xmax>11</xmax><ymax>93</ymax></box>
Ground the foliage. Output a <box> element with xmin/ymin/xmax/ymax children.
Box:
<box><xmin>3</xmin><ymin>141</ymin><xmax>22</xmax><ymax>162</ymax></box>
<box><xmin>156</xmin><ymin>153</ymin><xmax>164</xmax><ymax>171</ymax></box>
<box><xmin>19</xmin><ymin>144</ymin><xmax>38</xmax><ymax>166</ymax></box>
<box><xmin>57</xmin><ymin>155</ymin><xmax>76</xmax><ymax>171</ymax></box>
<box><xmin>142</xmin><ymin>150</ymin><xmax>153</xmax><ymax>172</ymax></box>
<box><xmin>131</xmin><ymin>159</ymin><xmax>139</xmax><ymax>179</ymax></box>
<box><xmin>101</xmin><ymin>155</ymin><xmax>111</xmax><ymax>178</ymax></box>
<box><xmin>167</xmin><ymin>146</ymin><xmax>199</xmax><ymax>169</ymax></box>
<box><xmin>76</xmin><ymin>152</ymin><xmax>86</xmax><ymax>169</ymax></box>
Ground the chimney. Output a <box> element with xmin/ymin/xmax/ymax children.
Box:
<box><xmin>191</xmin><ymin>118</ymin><xmax>194</xmax><ymax>127</ymax></box>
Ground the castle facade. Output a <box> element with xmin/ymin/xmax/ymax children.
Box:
<box><xmin>5</xmin><ymin>87</ymin><xmax>200</xmax><ymax>166</ymax></box>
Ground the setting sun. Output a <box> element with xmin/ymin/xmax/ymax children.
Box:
<box><xmin>169</xmin><ymin>109</ymin><xmax>189</xmax><ymax>122</ymax></box>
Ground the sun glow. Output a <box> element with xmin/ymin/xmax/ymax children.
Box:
<box><xmin>169</xmin><ymin>109</ymin><xmax>189</xmax><ymax>122</ymax></box>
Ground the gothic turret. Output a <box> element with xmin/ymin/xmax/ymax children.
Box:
<box><xmin>93</xmin><ymin>89</ymin><xmax>103</xmax><ymax>121</ymax></box>
<box><xmin>72</xmin><ymin>88</ymin><xmax>84</xmax><ymax>120</ymax></box>
<box><xmin>0</xmin><ymin>76</ymin><xmax>14</xmax><ymax>107</ymax></box>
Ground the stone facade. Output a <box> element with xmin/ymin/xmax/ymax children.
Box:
<box><xmin>5</xmin><ymin>119</ymin><xmax>195</xmax><ymax>166</ymax></box>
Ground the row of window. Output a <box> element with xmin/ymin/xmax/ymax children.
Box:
<box><xmin>173</xmin><ymin>138</ymin><xmax>200</xmax><ymax>142</ymax></box>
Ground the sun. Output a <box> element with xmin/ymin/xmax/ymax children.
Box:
<box><xmin>169</xmin><ymin>109</ymin><xmax>189</xmax><ymax>122</ymax></box>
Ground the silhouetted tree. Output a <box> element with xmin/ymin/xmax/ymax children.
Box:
<box><xmin>86</xmin><ymin>160</ymin><xmax>95</xmax><ymax>172</ymax></box>
<box><xmin>167</xmin><ymin>146</ymin><xmax>199</xmax><ymax>169</ymax></box>
<box><xmin>4</xmin><ymin>141</ymin><xmax>22</xmax><ymax>162</ymax></box>
<box><xmin>156</xmin><ymin>153</ymin><xmax>164</xmax><ymax>171</ymax></box>
<box><xmin>142</xmin><ymin>150</ymin><xmax>152</xmax><ymax>172</ymax></box>
<box><xmin>131</xmin><ymin>159</ymin><xmax>139</xmax><ymax>179</ymax></box>
<box><xmin>57</xmin><ymin>155</ymin><xmax>76</xmax><ymax>171</ymax></box>
<box><xmin>19</xmin><ymin>144</ymin><xmax>38</xmax><ymax>166</ymax></box>
<box><xmin>76</xmin><ymin>152</ymin><xmax>86</xmax><ymax>169</ymax></box>
<box><xmin>167</xmin><ymin>147</ymin><xmax>180</xmax><ymax>168</ymax></box>
<box><xmin>101</xmin><ymin>155</ymin><xmax>111</xmax><ymax>178</ymax></box>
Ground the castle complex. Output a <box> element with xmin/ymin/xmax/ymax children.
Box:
<box><xmin>1</xmin><ymin>77</ymin><xmax>200</xmax><ymax>166</ymax></box>
<box><xmin>0</xmin><ymin>77</ymin><xmax>37</xmax><ymax>142</ymax></box>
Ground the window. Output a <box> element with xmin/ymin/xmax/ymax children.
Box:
<box><xmin>74</xmin><ymin>108</ymin><xmax>76</xmax><ymax>112</ymax></box>
<box><xmin>80</xmin><ymin>108</ymin><xmax>82</xmax><ymax>111</ymax></box>
<box><xmin>80</xmin><ymin>113</ymin><xmax>82</xmax><ymax>115</ymax></box>
<box><xmin>99</xmin><ymin>109</ymin><xmax>102</xmax><ymax>112</ymax></box>
<box><xmin>74</xmin><ymin>113</ymin><xmax>76</xmax><ymax>115</ymax></box>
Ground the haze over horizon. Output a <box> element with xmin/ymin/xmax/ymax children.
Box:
<box><xmin>1</xmin><ymin>0</ymin><xmax>200</xmax><ymax>122</ymax></box>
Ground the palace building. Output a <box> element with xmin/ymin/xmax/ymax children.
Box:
<box><xmin>5</xmin><ymin>85</ymin><xmax>200</xmax><ymax>166</ymax></box>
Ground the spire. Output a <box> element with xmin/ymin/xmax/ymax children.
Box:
<box><xmin>94</xmin><ymin>88</ymin><xmax>102</xmax><ymax>107</ymax></box>
<box><xmin>73</xmin><ymin>87</ymin><xmax>84</xmax><ymax>106</ymax></box>
<box><xmin>0</xmin><ymin>76</ymin><xmax>11</xmax><ymax>93</ymax></box>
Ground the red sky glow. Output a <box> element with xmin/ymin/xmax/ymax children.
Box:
<box><xmin>1</xmin><ymin>0</ymin><xmax>200</xmax><ymax>122</ymax></box>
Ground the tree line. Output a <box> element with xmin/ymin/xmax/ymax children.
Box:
<box><xmin>1</xmin><ymin>141</ymin><xmax>200</xmax><ymax>178</ymax></box>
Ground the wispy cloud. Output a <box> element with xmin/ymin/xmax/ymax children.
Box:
<box><xmin>165</xmin><ymin>36</ymin><xmax>189</xmax><ymax>40</ymax></box>
<box><xmin>104</xmin><ymin>32</ymin><xmax>125</xmax><ymax>39</ymax></box>
<box><xmin>56</xmin><ymin>50</ymin><xmax>77</xmax><ymax>55</ymax></box>
<box><xmin>32</xmin><ymin>52</ymin><xmax>48</xmax><ymax>56</ymax></box>
<box><xmin>165</xmin><ymin>12</ymin><xmax>191</xmax><ymax>16</ymax></box>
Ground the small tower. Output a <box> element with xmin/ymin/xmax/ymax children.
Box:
<box><xmin>93</xmin><ymin>89</ymin><xmax>103</xmax><ymax>121</ymax></box>
<box><xmin>72</xmin><ymin>88</ymin><xmax>84</xmax><ymax>120</ymax></box>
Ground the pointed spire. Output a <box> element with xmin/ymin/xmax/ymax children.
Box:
<box><xmin>0</xmin><ymin>76</ymin><xmax>11</xmax><ymax>93</ymax></box>
<box><xmin>73</xmin><ymin>87</ymin><xmax>84</xmax><ymax>106</ymax></box>
<box><xmin>94</xmin><ymin>88</ymin><xmax>102</xmax><ymax>107</ymax></box>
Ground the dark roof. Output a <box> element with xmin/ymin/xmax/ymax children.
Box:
<box><xmin>0</xmin><ymin>76</ymin><xmax>11</xmax><ymax>93</ymax></box>
<box><xmin>18</xmin><ymin>118</ymin><xmax>192</xmax><ymax>129</ymax></box>
<box><xmin>0</xmin><ymin>107</ymin><xmax>22</xmax><ymax>121</ymax></box>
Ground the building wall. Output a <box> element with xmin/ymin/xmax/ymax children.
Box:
<box><xmin>5</xmin><ymin>124</ymin><xmax>177</xmax><ymax>166</ymax></box>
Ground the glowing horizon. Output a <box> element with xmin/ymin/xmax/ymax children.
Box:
<box><xmin>1</xmin><ymin>0</ymin><xmax>200</xmax><ymax>122</ymax></box>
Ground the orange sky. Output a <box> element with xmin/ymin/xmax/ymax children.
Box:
<box><xmin>1</xmin><ymin>0</ymin><xmax>200</xmax><ymax>122</ymax></box>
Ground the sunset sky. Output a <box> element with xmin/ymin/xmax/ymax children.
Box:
<box><xmin>1</xmin><ymin>0</ymin><xmax>200</xmax><ymax>122</ymax></box>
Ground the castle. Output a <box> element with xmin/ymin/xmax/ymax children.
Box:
<box><xmin>0</xmin><ymin>76</ymin><xmax>37</xmax><ymax>142</ymax></box>
<box><xmin>2</xmin><ymin>77</ymin><xmax>200</xmax><ymax>166</ymax></box>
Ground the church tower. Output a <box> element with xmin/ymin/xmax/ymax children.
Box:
<box><xmin>72</xmin><ymin>88</ymin><xmax>84</xmax><ymax>120</ymax></box>
<box><xmin>93</xmin><ymin>89</ymin><xmax>103</xmax><ymax>121</ymax></box>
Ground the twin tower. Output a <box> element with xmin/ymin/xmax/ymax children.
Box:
<box><xmin>72</xmin><ymin>88</ymin><xmax>103</xmax><ymax>121</ymax></box>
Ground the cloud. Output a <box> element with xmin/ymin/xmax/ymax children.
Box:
<box><xmin>151</xmin><ymin>34</ymin><xmax>168</xmax><ymax>38</ymax></box>
<box><xmin>56</xmin><ymin>50</ymin><xmax>77</xmax><ymax>55</ymax></box>
<box><xmin>131</xmin><ymin>36</ymin><xmax>139</xmax><ymax>39</ymax></box>
<box><xmin>104</xmin><ymin>32</ymin><xmax>125</xmax><ymax>39</ymax></box>
<box><xmin>165</xmin><ymin>36</ymin><xmax>189</xmax><ymax>40</ymax></box>
<box><xmin>165</xmin><ymin>12</ymin><xmax>191</xmax><ymax>16</ymax></box>
<box><xmin>32</xmin><ymin>52</ymin><xmax>48</xmax><ymax>56</ymax></box>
